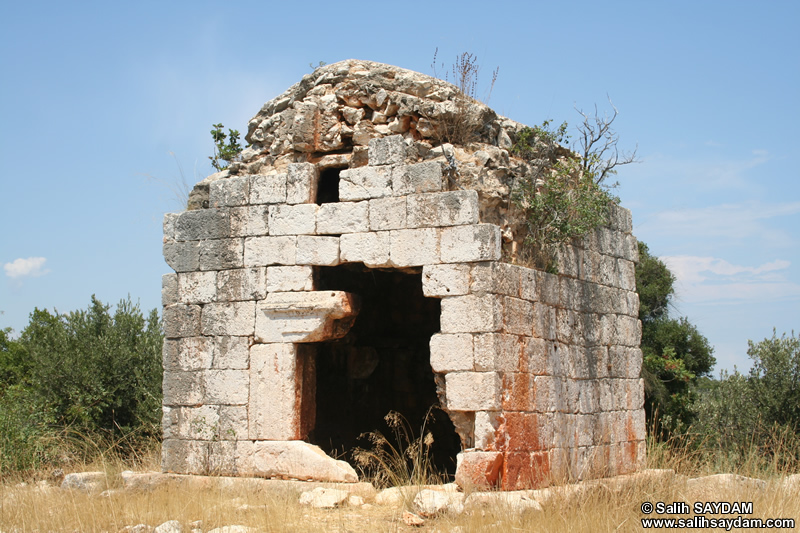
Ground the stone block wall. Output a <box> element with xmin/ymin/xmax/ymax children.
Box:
<box><xmin>162</xmin><ymin>134</ymin><xmax>644</xmax><ymax>490</ymax></box>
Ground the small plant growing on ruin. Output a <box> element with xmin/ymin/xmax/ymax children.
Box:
<box><xmin>209</xmin><ymin>123</ymin><xmax>243</xmax><ymax>171</ymax></box>
<box><xmin>352</xmin><ymin>409</ymin><xmax>442</xmax><ymax>492</ymax></box>
<box><xmin>429</xmin><ymin>49</ymin><xmax>499</xmax><ymax>145</ymax></box>
<box><xmin>511</xmin><ymin>119</ymin><xmax>620</xmax><ymax>271</ymax></box>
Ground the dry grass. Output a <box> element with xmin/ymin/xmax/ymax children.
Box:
<box><xmin>1</xmin><ymin>436</ymin><xmax>798</xmax><ymax>532</ymax></box>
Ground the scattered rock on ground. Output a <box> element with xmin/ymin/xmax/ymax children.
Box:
<box><xmin>686</xmin><ymin>473</ymin><xmax>766</xmax><ymax>495</ymax></box>
<box><xmin>206</xmin><ymin>527</ymin><xmax>256</xmax><ymax>533</ymax></box>
<box><xmin>375</xmin><ymin>486</ymin><xmax>406</xmax><ymax>506</ymax></box>
<box><xmin>61</xmin><ymin>471</ymin><xmax>107</xmax><ymax>493</ymax></box>
<box><xmin>299</xmin><ymin>487</ymin><xmax>349</xmax><ymax>508</ymax></box>
<box><xmin>154</xmin><ymin>520</ymin><xmax>183</xmax><ymax>533</ymax></box>
<box><xmin>401</xmin><ymin>510</ymin><xmax>425</xmax><ymax>526</ymax></box>
<box><xmin>413</xmin><ymin>489</ymin><xmax>465</xmax><ymax>517</ymax></box>
<box><xmin>464</xmin><ymin>491</ymin><xmax>543</xmax><ymax>513</ymax></box>
<box><xmin>347</xmin><ymin>494</ymin><xmax>364</xmax><ymax>506</ymax></box>
<box><xmin>119</xmin><ymin>525</ymin><xmax>154</xmax><ymax>533</ymax></box>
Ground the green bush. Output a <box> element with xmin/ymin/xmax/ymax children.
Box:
<box><xmin>0</xmin><ymin>296</ymin><xmax>163</xmax><ymax>475</ymax></box>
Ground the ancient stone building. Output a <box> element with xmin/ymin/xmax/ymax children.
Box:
<box><xmin>161</xmin><ymin>60</ymin><xmax>645</xmax><ymax>490</ymax></box>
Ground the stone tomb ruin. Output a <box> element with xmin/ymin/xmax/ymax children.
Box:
<box><xmin>161</xmin><ymin>60</ymin><xmax>645</xmax><ymax>490</ymax></box>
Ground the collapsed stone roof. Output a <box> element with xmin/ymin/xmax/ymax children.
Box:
<box><xmin>189</xmin><ymin>59</ymin><xmax>565</xmax><ymax>263</ymax></box>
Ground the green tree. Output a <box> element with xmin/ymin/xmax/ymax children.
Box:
<box><xmin>636</xmin><ymin>242</ymin><xmax>715</xmax><ymax>436</ymax></box>
<box><xmin>747</xmin><ymin>330</ymin><xmax>800</xmax><ymax>428</ymax></box>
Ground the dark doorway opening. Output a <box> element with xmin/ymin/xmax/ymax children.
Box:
<box><xmin>308</xmin><ymin>263</ymin><xmax>461</xmax><ymax>480</ymax></box>
<box><xmin>316</xmin><ymin>168</ymin><xmax>341</xmax><ymax>204</ymax></box>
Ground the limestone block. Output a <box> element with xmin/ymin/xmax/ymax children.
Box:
<box><xmin>286</xmin><ymin>163</ymin><xmax>318</xmax><ymax>204</ymax></box>
<box><xmin>473</xmin><ymin>333</ymin><xmax>521</xmax><ymax>372</ymax></box>
<box><xmin>473</xmin><ymin>411</ymin><xmax>502</xmax><ymax>450</ymax></box>
<box><xmin>422</xmin><ymin>264</ymin><xmax>470</xmax><ymax>297</ymax></box>
<box><xmin>174</xmin><ymin>208</ymin><xmax>230</xmax><ymax>241</ymax></box>
<box><xmin>626</xmin><ymin>291</ymin><xmax>640</xmax><ymax>318</ymax></box>
<box><xmin>162</xmin><ymin>273</ymin><xmax>178</xmax><ymax>307</ymax></box>
<box><xmin>556</xmin><ymin>309</ymin><xmax>584</xmax><ymax>345</ymax></box>
<box><xmin>211</xmin><ymin>336</ymin><xmax>249</xmax><ymax>370</ymax></box>
<box><xmin>235</xmin><ymin>440</ymin><xmax>255</xmax><ymax>474</ymax></box>
<box><xmin>252</xmin><ymin>441</ymin><xmax>358</xmax><ymax>482</ymax></box>
<box><xmin>536</xmin><ymin>270</ymin><xmax>561</xmax><ymax>306</ymax></box>
<box><xmin>441</xmin><ymin>295</ymin><xmax>502</xmax><ymax>334</ymax></box>
<box><xmin>244</xmin><ymin>236</ymin><xmax>297</xmax><ymax>266</ymax></box>
<box><xmin>175</xmin><ymin>405</ymin><xmax>219</xmax><ymax>440</ymax></box>
<box><xmin>268</xmin><ymin>204</ymin><xmax>317</xmax><ymax>235</ymax></box>
<box><xmin>201</xmin><ymin>301</ymin><xmax>255</xmax><ymax>336</ymax></box>
<box><xmin>340</xmin><ymin>232</ymin><xmax>390</xmax><ymax>267</ymax></box>
<box><xmin>406</xmin><ymin>190</ymin><xmax>479</xmax><ymax>228</ymax></box>
<box><xmin>243</xmin><ymin>205</ymin><xmax>269</xmax><ymax>236</ymax></box>
<box><xmin>520</xmin><ymin>269</ymin><xmax>536</xmax><ymax>301</ymax></box>
<box><xmin>199</xmin><ymin>238</ymin><xmax>244</xmax><ymax>271</ymax></box>
<box><xmin>503</xmin><ymin>296</ymin><xmax>533</xmax><ymax>336</ymax></box>
<box><xmin>502</xmin><ymin>373</ymin><xmax>535</xmax><ymax>412</ymax></box>
<box><xmin>296</xmin><ymin>235</ymin><xmax>341</xmax><ymax>266</ymax></box>
<box><xmin>627</xmin><ymin>378</ymin><xmax>645</xmax><ymax>411</ymax></box>
<box><xmin>392</xmin><ymin>161</ymin><xmax>442</xmax><ymax>195</ymax></box>
<box><xmin>217</xmin><ymin>267</ymin><xmax>267</xmax><ymax>301</ymax></box>
<box><xmin>163</xmin><ymin>212</ymin><xmax>178</xmax><ymax>241</ymax></box>
<box><xmin>617</xmin><ymin>258</ymin><xmax>636</xmax><ymax>291</ymax></box>
<box><xmin>626</xmin><ymin>347</ymin><xmax>643</xmax><ymax>379</ymax></box>
<box><xmin>440</xmin><ymin>224</ymin><xmax>501</xmax><ymax>263</ymax></box>
<box><xmin>368</xmin><ymin>135</ymin><xmax>406</xmax><ymax>166</ymax></box>
<box><xmin>208</xmin><ymin>441</ymin><xmax>237</xmax><ymax>475</ymax></box>
<box><xmin>210</xmin><ymin>176</ymin><xmax>249</xmax><ymax>207</ymax></box>
<box><xmin>163</xmin><ymin>240</ymin><xmax>200</xmax><ymax>272</ymax></box>
<box><xmin>163</xmin><ymin>304</ymin><xmax>201</xmax><ymax>338</ymax></box>
<box><xmin>389</xmin><ymin>227</ymin><xmax>439</xmax><ymax>267</ymax></box>
<box><xmin>266</xmin><ymin>265</ymin><xmax>315</xmax><ymax>292</ymax></box>
<box><xmin>316</xmin><ymin>201</ymin><xmax>369</xmax><ymax>234</ymax></box>
<box><xmin>339</xmin><ymin>166</ymin><xmax>392</xmax><ymax>200</ymax></box>
<box><xmin>533</xmin><ymin>375</ymin><xmax>557</xmax><ymax>412</ymax></box>
<box><xmin>559</xmin><ymin>277</ymin><xmax>580</xmax><ymax>311</ymax></box>
<box><xmin>546</xmin><ymin>342</ymin><xmax>566</xmax><ymax>378</ymax></box>
<box><xmin>177</xmin><ymin>271</ymin><xmax>216</xmax><ymax>304</ymax></box>
<box><xmin>249</xmin><ymin>344</ymin><xmax>315</xmax><ymax>440</ymax></box>
<box><xmin>369</xmin><ymin>196</ymin><xmax>406</xmax><ymax>231</ymax></box>
<box><xmin>429</xmin><ymin>333</ymin><xmax>473</xmax><ymax>372</ymax></box>
<box><xmin>205</xmin><ymin>369</ymin><xmax>249</xmax><ymax>405</ymax></box>
<box><xmin>255</xmin><ymin>291</ymin><xmax>360</xmax><ymax>344</ymax></box>
<box><xmin>445</xmin><ymin>372</ymin><xmax>501</xmax><ymax>411</ymax></box>
<box><xmin>523</xmin><ymin>337</ymin><xmax>547</xmax><ymax>375</ymax></box>
<box><xmin>249</xmin><ymin>173</ymin><xmax>287</xmax><ymax>205</ymax></box>
<box><xmin>163</xmin><ymin>337</ymin><xmax>212</xmax><ymax>371</ymax></box>
<box><xmin>161</xmin><ymin>439</ymin><xmax>209</xmax><ymax>475</ymax></box>
<box><xmin>577</xmin><ymin>381</ymin><xmax>599</xmax><ymax>414</ymax></box>
<box><xmin>587</xmin><ymin>346</ymin><xmax>610</xmax><ymax>378</ymax></box>
<box><xmin>162</xmin><ymin>406</ymin><xmax>178</xmax><ymax>440</ymax></box>
<box><xmin>162</xmin><ymin>370</ymin><xmax>205</xmax><ymax>406</ymax></box>
<box><xmin>218</xmin><ymin>405</ymin><xmax>248</xmax><ymax>440</ymax></box>
<box><xmin>413</xmin><ymin>489</ymin><xmax>465</xmax><ymax>516</ymax></box>
<box><xmin>471</xmin><ymin>262</ymin><xmax>521</xmax><ymax>296</ymax></box>
<box><xmin>623</xmin><ymin>234</ymin><xmax>639</xmax><ymax>262</ymax></box>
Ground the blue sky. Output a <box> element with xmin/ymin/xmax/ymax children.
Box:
<box><xmin>1</xmin><ymin>1</ymin><xmax>797</xmax><ymax>374</ymax></box>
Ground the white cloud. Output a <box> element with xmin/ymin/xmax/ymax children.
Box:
<box><xmin>4</xmin><ymin>257</ymin><xmax>49</xmax><ymax>279</ymax></box>
<box><xmin>660</xmin><ymin>255</ymin><xmax>800</xmax><ymax>304</ymax></box>
<box><xmin>638</xmin><ymin>201</ymin><xmax>800</xmax><ymax>246</ymax></box>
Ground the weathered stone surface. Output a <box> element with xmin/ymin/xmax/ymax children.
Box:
<box><xmin>244</xmin><ymin>236</ymin><xmax>297</xmax><ymax>266</ymax></box>
<box><xmin>199</xmin><ymin>238</ymin><xmax>244</xmax><ymax>271</ymax></box>
<box><xmin>413</xmin><ymin>489</ymin><xmax>465</xmax><ymax>516</ymax></box>
<box><xmin>249</xmin><ymin>344</ymin><xmax>313</xmax><ymax>440</ymax></box>
<box><xmin>163</xmin><ymin>304</ymin><xmax>201</xmax><ymax>338</ymax></box>
<box><xmin>163</xmin><ymin>337</ymin><xmax>213</xmax><ymax>371</ymax></box>
<box><xmin>339</xmin><ymin>166</ymin><xmax>392</xmax><ymax>200</ymax></box>
<box><xmin>174</xmin><ymin>209</ymin><xmax>230</xmax><ymax>241</ymax></box>
<box><xmin>392</xmin><ymin>161</ymin><xmax>442</xmax><ymax>195</ymax></box>
<box><xmin>446</xmin><ymin>372</ymin><xmax>501</xmax><ymax>411</ymax></box>
<box><xmin>164</xmin><ymin>240</ymin><xmax>200</xmax><ymax>272</ymax></box>
<box><xmin>368</xmin><ymin>135</ymin><xmax>405</xmax><ymax>165</ymax></box>
<box><xmin>299</xmin><ymin>487</ymin><xmax>349</xmax><ymax>508</ymax></box>
<box><xmin>286</xmin><ymin>163</ymin><xmax>317</xmax><ymax>204</ymax></box>
<box><xmin>162</xmin><ymin>273</ymin><xmax>178</xmax><ymax>306</ymax></box>
<box><xmin>267</xmin><ymin>204</ymin><xmax>317</xmax><ymax>235</ymax></box>
<box><xmin>61</xmin><ymin>471</ymin><xmax>106</xmax><ymax>492</ymax></box>
<box><xmin>162</xmin><ymin>370</ymin><xmax>205</xmax><ymax>406</ymax></box>
<box><xmin>296</xmin><ymin>235</ymin><xmax>340</xmax><ymax>266</ymax></box>
<box><xmin>255</xmin><ymin>291</ymin><xmax>359</xmax><ymax>344</ymax></box>
<box><xmin>154</xmin><ymin>520</ymin><xmax>184</xmax><ymax>533</ymax></box>
<box><xmin>210</xmin><ymin>176</ymin><xmax>249</xmax><ymax>208</ymax></box>
<box><xmin>422</xmin><ymin>264</ymin><xmax>470</xmax><ymax>297</ymax></box>
<box><xmin>251</xmin><ymin>441</ymin><xmax>358</xmax><ymax>482</ymax></box>
<box><xmin>440</xmin><ymin>295</ymin><xmax>502</xmax><ymax>333</ymax></box>
<box><xmin>316</xmin><ymin>201</ymin><xmax>369</xmax><ymax>234</ymax></box>
<box><xmin>440</xmin><ymin>224</ymin><xmax>501</xmax><ymax>263</ymax></box>
<box><xmin>201</xmin><ymin>301</ymin><xmax>255</xmax><ymax>336</ymax></box>
<box><xmin>455</xmin><ymin>451</ymin><xmax>503</xmax><ymax>489</ymax></box>
<box><xmin>368</xmin><ymin>196</ymin><xmax>407</xmax><ymax>230</ymax></box>
<box><xmin>217</xmin><ymin>267</ymin><xmax>267</xmax><ymax>301</ymax></box>
<box><xmin>249</xmin><ymin>174</ymin><xmax>287</xmax><ymax>205</ymax></box>
<box><xmin>430</xmin><ymin>333</ymin><xmax>473</xmax><ymax>372</ymax></box>
<box><xmin>340</xmin><ymin>232</ymin><xmax>390</xmax><ymax>267</ymax></box>
<box><xmin>178</xmin><ymin>271</ymin><xmax>216</xmax><ymax>304</ymax></box>
<box><xmin>266</xmin><ymin>265</ymin><xmax>314</xmax><ymax>292</ymax></box>
<box><xmin>389</xmin><ymin>228</ymin><xmax>439</xmax><ymax>266</ymax></box>
<box><xmin>407</xmin><ymin>190</ymin><xmax>478</xmax><ymax>228</ymax></box>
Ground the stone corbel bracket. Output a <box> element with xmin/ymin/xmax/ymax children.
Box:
<box><xmin>255</xmin><ymin>291</ymin><xmax>361</xmax><ymax>343</ymax></box>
